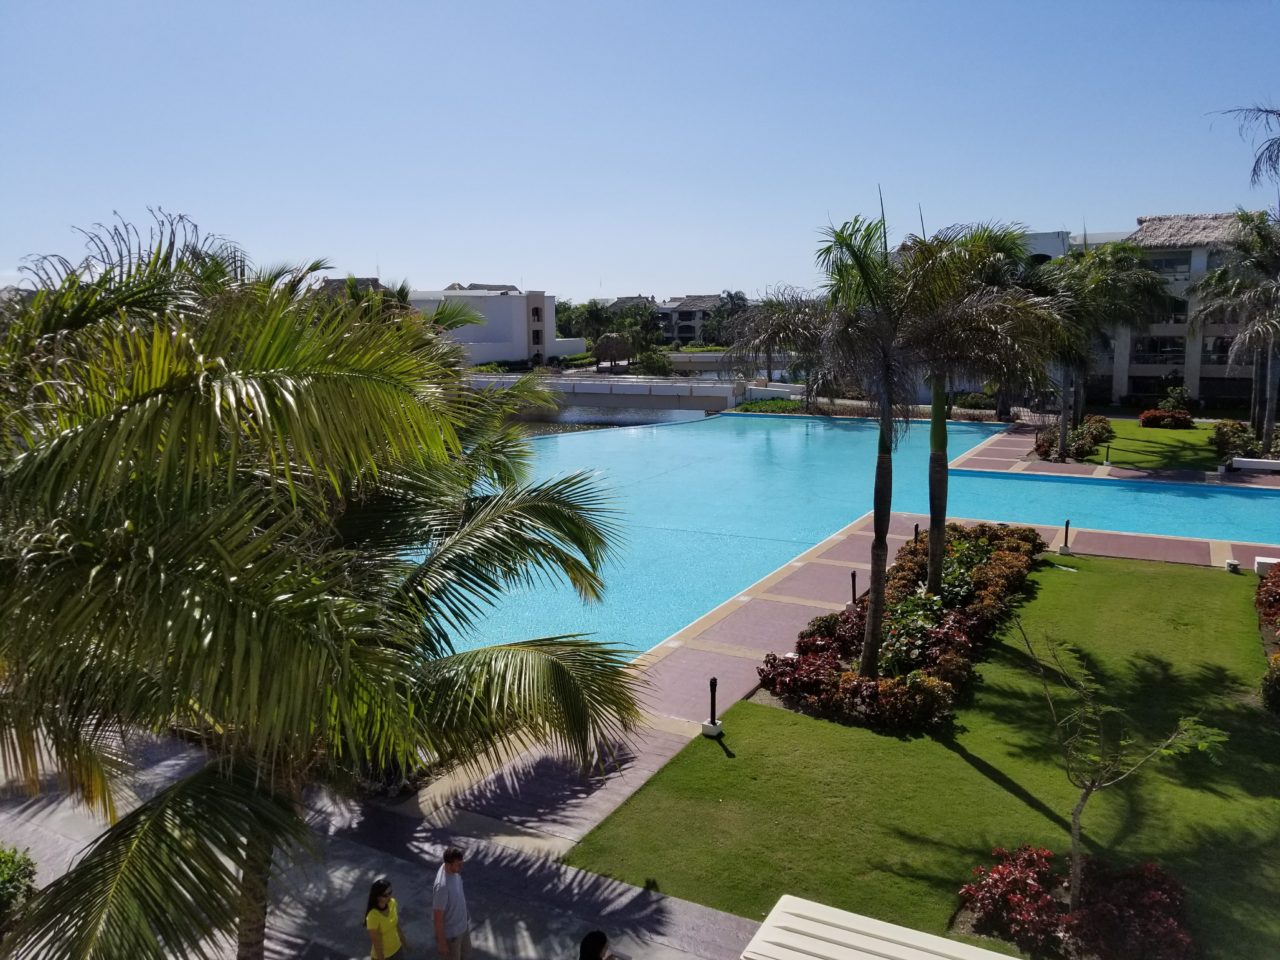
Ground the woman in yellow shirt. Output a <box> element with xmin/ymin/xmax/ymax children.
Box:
<box><xmin>365</xmin><ymin>878</ymin><xmax>409</xmax><ymax>960</ymax></box>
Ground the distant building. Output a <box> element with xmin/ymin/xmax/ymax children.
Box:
<box><xmin>657</xmin><ymin>295</ymin><xmax>721</xmax><ymax>344</ymax></box>
<box><xmin>1096</xmin><ymin>212</ymin><xmax>1245</xmax><ymax>404</ymax></box>
<box><xmin>408</xmin><ymin>283</ymin><xmax>586</xmax><ymax>364</ymax></box>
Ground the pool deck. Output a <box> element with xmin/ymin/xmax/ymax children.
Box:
<box><xmin>399</xmin><ymin>502</ymin><xmax>1280</xmax><ymax>871</ymax></box>
<box><xmin>950</xmin><ymin>422</ymin><xmax>1280</xmax><ymax>487</ymax></box>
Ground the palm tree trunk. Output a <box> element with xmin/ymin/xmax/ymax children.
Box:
<box><xmin>235</xmin><ymin>829</ymin><xmax>275</xmax><ymax>960</ymax></box>
<box><xmin>995</xmin><ymin>381</ymin><xmax>1012</xmax><ymax>421</ymax></box>
<box><xmin>1264</xmin><ymin>341</ymin><xmax>1278</xmax><ymax>455</ymax></box>
<box><xmin>1068</xmin><ymin>784</ymin><xmax>1094</xmax><ymax>913</ymax></box>
<box><xmin>859</xmin><ymin>394</ymin><xmax>894</xmax><ymax>679</ymax></box>
<box><xmin>1251</xmin><ymin>347</ymin><xmax>1264</xmax><ymax>436</ymax></box>
<box><xmin>765</xmin><ymin>348</ymin><xmax>773</xmax><ymax>383</ymax></box>
<box><xmin>1072</xmin><ymin>369</ymin><xmax>1087</xmax><ymax>427</ymax></box>
<box><xmin>926</xmin><ymin>376</ymin><xmax>948</xmax><ymax>596</ymax></box>
<box><xmin>1057</xmin><ymin>365</ymin><xmax>1072</xmax><ymax>460</ymax></box>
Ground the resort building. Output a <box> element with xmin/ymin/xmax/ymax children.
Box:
<box><xmin>408</xmin><ymin>283</ymin><xmax>586</xmax><ymax>364</ymax></box>
<box><xmin>1093</xmin><ymin>212</ymin><xmax>1247</xmax><ymax>405</ymax></box>
<box><xmin>657</xmin><ymin>294</ymin><xmax>721</xmax><ymax>344</ymax></box>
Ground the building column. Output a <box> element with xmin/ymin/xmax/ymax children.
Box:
<box><xmin>1111</xmin><ymin>326</ymin><xmax>1132</xmax><ymax>402</ymax></box>
<box><xmin>1182</xmin><ymin>327</ymin><xmax>1203</xmax><ymax>398</ymax></box>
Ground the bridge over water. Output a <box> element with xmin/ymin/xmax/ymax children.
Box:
<box><xmin>466</xmin><ymin>372</ymin><xmax>749</xmax><ymax>411</ymax></box>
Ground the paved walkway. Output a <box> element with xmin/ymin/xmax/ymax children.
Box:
<box><xmin>950</xmin><ymin>422</ymin><xmax>1280</xmax><ymax>487</ymax></box>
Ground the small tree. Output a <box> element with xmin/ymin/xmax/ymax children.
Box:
<box><xmin>0</xmin><ymin>844</ymin><xmax>37</xmax><ymax>933</ymax></box>
<box><xmin>1017</xmin><ymin>623</ymin><xmax>1226</xmax><ymax>910</ymax></box>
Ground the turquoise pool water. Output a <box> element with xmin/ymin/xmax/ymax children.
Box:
<box><xmin>460</xmin><ymin>415</ymin><xmax>1280</xmax><ymax>654</ymax></box>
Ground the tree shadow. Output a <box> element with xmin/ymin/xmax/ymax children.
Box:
<box><xmin>932</xmin><ymin>735</ymin><xmax>1072</xmax><ymax>836</ymax></box>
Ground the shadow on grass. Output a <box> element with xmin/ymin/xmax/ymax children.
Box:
<box><xmin>932</xmin><ymin>735</ymin><xmax>1072</xmax><ymax>835</ymax></box>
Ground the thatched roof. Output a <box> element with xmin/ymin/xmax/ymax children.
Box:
<box><xmin>447</xmin><ymin>282</ymin><xmax>520</xmax><ymax>292</ymax></box>
<box><xmin>670</xmin><ymin>294</ymin><xmax>721</xmax><ymax>312</ymax></box>
<box><xmin>609</xmin><ymin>295</ymin><xmax>656</xmax><ymax>312</ymax></box>
<box><xmin>1125</xmin><ymin>213</ymin><xmax>1240</xmax><ymax>250</ymax></box>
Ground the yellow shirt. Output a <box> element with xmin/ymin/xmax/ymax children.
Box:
<box><xmin>366</xmin><ymin>898</ymin><xmax>401</xmax><ymax>958</ymax></box>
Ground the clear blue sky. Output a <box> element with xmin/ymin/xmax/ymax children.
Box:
<box><xmin>3</xmin><ymin>0</ymin><xmax>1278</xmax><ymax>302</ymax></box>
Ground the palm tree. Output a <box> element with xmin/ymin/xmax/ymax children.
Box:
<box><xmin>817</xmin><ymin>217</ymin><xmax>916</xmax><ymax>678</ymax></box>
<box><xmin>726</xmin><ymin>288</ymin><xmax>821</xmax><ymax>393</ymax></box>
<box><xmin>1042</xmin><ymin>243</ymin><xmax>1167</xmax><ymax>458</ymax></box>
<box><xmin>0</xmin><ymin>216</ymin><xmax>641</xmax><ymax>960</ymax></box>
<box><xmin>1224</xmin><ymin>105</ymin><xmax>1280</xmax><ymax>185</ymax></box>
<box><xmin>1194</xmin><ymin>209</ymin><xmax>1280</xmax><ymax>451</ymax></box>
<box><xmin>897</xmin><ymin>224</ymin><xmax>1057</xmax><ymax>595</ymax></box>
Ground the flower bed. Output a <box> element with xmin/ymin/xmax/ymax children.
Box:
<box><xmin>1139</xmin><ymin>408</ymin><xmax>1194</xmax><ymax>429</ymax></box>
<box><xmin>1034</xmin><ymin>415</ymin><xmax>1114</xmax><ymax>461</ymax></box>
<box><xmin>959</xmin><ymin>845</ymin><xmax>1193</xmax><ymax>959</ymax></box>
<box><xmin>758</xmin><ymin>523</ymin><xmax>1046</xmax><ymax>732</ymax></box>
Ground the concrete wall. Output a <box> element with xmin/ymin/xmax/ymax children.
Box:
<box><xmin>410</xmin><ymin>290</ymin><xmax>584</xmax><ymax>363</ymax></box>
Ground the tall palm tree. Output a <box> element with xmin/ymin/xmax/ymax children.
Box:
<box><xmin>1224</xmin><ymin>105</ymin><xmax>1280</xmax><ymax>186</ymax></box>
<box><xmin>725</xmin><ymin>288</ymin><xmax>823</xmax><ymax>396</ymax></box>
<box><xmin>0</xmin><ymin>216</ymin><xmax>641</xmax><ymax>960</ymax></box>
<box><xmin>1042</xmin><ymin>243</ymin><xmax>1167</xmax><ymax>458</ymax></box>
<box><xmin>1194</xmin><ymin>209</ymin><xmax>1280</xmax><ymax>451</ymax></box>
<box><xmin>897</xmin><ymin>224</ymin><xmax>1057</xmax><ymax>595</ymax></box>
<box><xmin>817</xmin><ymin>217</ymin><xmax>916</xmax><ymax>678</ymax></box>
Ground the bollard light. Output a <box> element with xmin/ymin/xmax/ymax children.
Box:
<box><xmin>850</xmin><ymin>569</ymin><xmax>858</xmax><ymax>602</ymax></box>
<box><xmin>913</xmin><ymin>522</ymin><xmax>920</xmax><ymax>543</ymax></box>
<box><xmin>1059</xmin><ymin>518</ymin><xmax>1072</xmax><ymax>555</ymax></box>
<box><xmin>702</xmin><ymin>677</ymin><xmax>724</xmax><ymax>738</ymax></box>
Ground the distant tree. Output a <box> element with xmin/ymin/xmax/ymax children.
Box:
<box><xmin>581</xmin><ymin>299</ymin><xmax>614</xmax><ymax>341</ymax></box>
<box><xmin>613</xmin><ymin>303</ymin><xmax>663</xmax><ymax>355</ymax></box>
<box><xmin>593</xmin><ymin>331</ymin><xmax>630</xmax><ymax>369</ymax></box>
<box><xmin>705</xmin><ymin>289</ymin><xmax>748</xmax><ymax>345</ymax></box>
<box><xmin>555</xmin><ymin>298</ymin><xmax>584</xmax><ymax>338</ymax></box>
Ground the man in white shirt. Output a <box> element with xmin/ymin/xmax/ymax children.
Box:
<box><xmin>432</xmin><ymin>846</ymin><xmax>471</xmax><ymax>959</ymax></box>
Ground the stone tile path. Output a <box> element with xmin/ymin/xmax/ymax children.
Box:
<box><xmin>950</xmin><ymin>420</ymin><xmax>1280</xmax><ymax>487</ymax></box>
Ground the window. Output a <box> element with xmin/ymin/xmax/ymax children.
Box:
<box><xmin>1201</xmin><ymin>336</ymin><xmax>1233</xmax><ymax>365</ymax></box>
<box><xmin>531</xmin><ymin>329</ymin><xmax>542</xmax><ymax>346</ymax></box>
<box><xmin>532</xmin><ymin>307</ymin><xmax>542</xmax><ymax>323</ymax></box>
<box><xmin>1131</xmin><ymin>336</ymin><xmax>1184</xmax><ymax>365</ymax></box>
<box><xmin>1155</xmin><ymin>296</ymin><xmax>1188</xmax><ymax>324</ymax></box>
<box><xmin>1145</xmin><ymin>252</ymin><xmax>1191</xmax><ymax>278</ymax></box>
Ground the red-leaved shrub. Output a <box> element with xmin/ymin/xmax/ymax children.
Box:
<box><xmin>1066</xmin><ymin>858</ymin><xmax>1193</xmax><ymax>960</ymax></box>
<box><xmin>1139</xmin><ymin>408</ymin><xmax>1194</xmax><ymax>429</ymax></box>
<box><xmin>959</xmin><ymin>846</ymin><xmax>1064</xmax><ymax>955</ymax></box>
<box><xmin>1255</xmin><ymin>566</ymin><xmax>1280</xmax><ymax>630</ymax></box>
<box><xmin>757</xmin><ymin>651</ymin><xmax>839</xmax><ymax>700</ymax></box>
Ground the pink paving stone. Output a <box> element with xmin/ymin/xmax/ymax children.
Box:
<box><xmin>1068</xmin><ymin>530</ymin><xmax>1211</xmax><ymax>565</ymax></box>
<box><xmin>1222</xmin><ymin>472</ymin><xmax>1280</xmax><ymax>488</ymax></box>
<box><xmin>1022</xmin><ymin>461</ymin><xmax>1100</xmax><ymax>476</ymax></box>
<box><xmin>887</xmin><ymin>513</ymin><xmax>930</xmax><ymax>537</ymax></box>
<box><xmin>819</xmin><ymin>531</ymin><xmax>905</xmax><ymax>564</ymax></box>
<box><xmin>695</xmin><ymin>598</ymin><xmax>828</xmax><ymax>654</ymax></box>
<box><xmin>639</xmin><ymin>646</ymin><xmax>764</xmax><ymax>722</ymax></box>
<box><xmin>767</xmin><ymin>562</ymin><xmax>862</xmax><ymax>604</ymax></box>
<box><xmin>1230</xmin><ymin>543</ymin><xmax>1280</xmax><ymax>570</ymax></box>
<box><xmin>957</xmin><ymin>457</ymin><xmax>1022</xmax><ymax>470</ymax></box>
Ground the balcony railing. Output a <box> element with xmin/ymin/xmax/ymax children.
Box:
<box><xmin>1131</xmin><ymin>352</ymin><xmax>1183</xmax><ymax>365</ymax></box>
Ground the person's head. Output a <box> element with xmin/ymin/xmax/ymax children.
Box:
<box><xmin>443</xmin><ymin>846</ymin><xmax>465</xmax><ymax>875</ymax></box>
<box><xmin>579</xmin><ymin>929</ymin><xmax>609</xmax><ymax>960</ymax></box>
<box><xmin>365</xmin><ymin>878</ymin><xmax>393</xmax><ymax>917</ymax></box>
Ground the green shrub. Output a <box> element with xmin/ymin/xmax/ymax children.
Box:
<box><xmin>954</xmin><ymin>391</ymin><xmax>996</xmax><ymax>410</ymax></box>
<box><xmin>470</xmin><ymin>362</ymin><xmax>503</xmax><ymax>373</ymax></box>
<box><xmin>633</xmin><ymin>350</ymin><xmax>674</xmax><ymax>376</ymax></box>
<box><xmin>1158</xmin><ymin>385</ymin><xmax>1195</xmax><ymax>412</ymax></box>
<box><xmin>1214</xmin><ymin>419</ymin><xmax>1260</xmax><ymax>460</ymax></box>
<box><xmin>736</xmin><ymin>399</ymin><xmax>805</xmax><ymax>413</ymax></box>
<box><xmin>0</xmin><ymin>845</ymin><xmax>37</xmax><ymax>931</ymax></box>
<box><xmin>1262</xmin><ymin>655</ymin><xmax>1280</xmax><ymax>716</ymax></box>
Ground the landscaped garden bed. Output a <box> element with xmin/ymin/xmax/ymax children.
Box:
<box><xmin>1078</xmin><ymin>418</ymin><xmax>1219</xmax><ymax>471</ymax></box>
<box><xmin>1034</xmin><ymin>415</ymin><xmax>1115</xmax><ymax>461</ymax></box>
<box><xmin>565</xmin><ymin>556</ymin><xmax>1279</xmax><ymax>959</ymax></box>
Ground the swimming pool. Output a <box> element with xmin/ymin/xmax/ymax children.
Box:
<box><xmin>460</xmin><ymin>415</ymin><xmax>1280</xmax><ymax>654</ymax></box>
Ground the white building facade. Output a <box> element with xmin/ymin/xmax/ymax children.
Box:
<box><xmin>408</xmin><ymin>284</ymin><xmax>586</xmax><ymax>364</ymax></box>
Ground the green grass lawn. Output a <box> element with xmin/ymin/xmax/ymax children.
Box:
<box><xmin>1083</xmin><ymin>417</ymin><xmax>1219</xmax><ymax>470</ymax></box>
<box><xmin>565</xmin><ymin>558</ymin><xmax>1280</xmax><ymax>958</ymax></box>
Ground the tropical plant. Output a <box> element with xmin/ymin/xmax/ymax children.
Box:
<box><xmin>725</xmin><ymin>287</ymin><xmax>825</xmax><ymax>405</ymax></box>
<box><xmin>704</xmin><ymin>289</ymin><xmax>749</xmax><ymax>345</ymax></box>
<box><xmin>1224</xmin><ymin>104</ymin><xmax>1280</xmax><ymax>186</ymax></box>
<box><xmin>1193</xmin><ymin>209</ymin><xmax>1280</xmax><ymax>451</ymax></box>
<box><xmin>0</xmin><ymin>846</ymin><xmax>37</xmax><ymax>933</ymax></box>
<box><xmin>592</xmin><ymin>330</ymin><xmax>631</xmax><ymax>369</ymax></box>
<box><xmin>0</xmin><ymin>215</ymin><xmax>641</xmax><ymax>960</ymax></box>
<box><xmin>898</xmin><ymin>224</ymin><xmax>1057</xmax><ymax>594</ymax></box>
<box><xmin>817</xmin><ymin>216</ymin><xmax>917</xmax><ymax>677</ymax></box>
<box><xmin>1042</xmin><ymin>243</ymin><xmax>1168</xmax><ymax>458</ymax></box>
